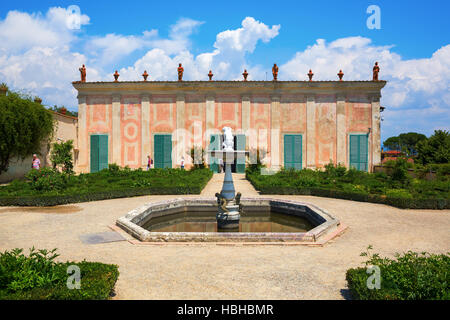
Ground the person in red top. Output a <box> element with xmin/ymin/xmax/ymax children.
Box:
<box><xmin>31</xmin><ymin>154</ymin><xmax>41</xmax><ymax>170</ymax></box>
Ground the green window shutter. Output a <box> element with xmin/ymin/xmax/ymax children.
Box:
<box><xmin>154</xmin><ymin>135</ymin><xmax>164</xmax><ymax>168</ymax></box>
<box><xmin>284</xmin><ymin>134</ymin><xmax>302</xmax><ymax>170</ymax></box>
<box><xmin>154</xmin><ymin>135</ymin><xmax>172</xmax><ymax>169</ymax></box>
<box><xmin>90</xmin><ymin>135</ymin><xmax>99</xmax><ymax>173</ymax></box>
<box><xmin>349</xmin><ymin>135</ymin><xmax>359</xmax><ymax>170</ymax></box>
<box><xmin>98</xmin><ymin>135</ymin><xmax>109</xmax><ymax>171</ymax></box>
<box><xmin>236</xmin><ymin>134</ymin><xmax>246</xmax><ymax>173</ymax></box>
<box><xmin>163</xmin><ymin>135</ymin><xmax>172</xmax><ymax>168</ymax></box>
<box><xmin>209</xmin><ymin>134</ymin><xmax>220</xmax><ymax>172</ymax></box>
<box><xmin>359</xmin><ymin>135</ymin><xmax>368</xmax><ymax>171</ymax></box>
<box><xmin>293</xmin><ymin>135</ymin><xmax>302</xmax><ymax>170</ymax></box>
<box><xmin>284</xmin><ymin>135</ymin><xmax>293</xmax><ymax>169</ymax></box>
<box><xmin>349</xmin><ymin>134</ymin><xmax>368</xmax><ymax>171</ymax></box>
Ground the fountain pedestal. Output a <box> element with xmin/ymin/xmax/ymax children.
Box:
<box><xmin>209</xmin><ymin>127</ymin><xmax>247</xmax><ymax>230</ymax></box>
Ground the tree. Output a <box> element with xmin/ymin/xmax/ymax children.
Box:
<box><xmin>416</xmin><ymin>130</ymin><xmax>450</xmax><ymax>164</ymax></box>
<box><xmin>50</xmin><ymin>140</ymin><xmax>74</xmax><ymax>173</ymax></box>
<box><xmin>0</xmin><ymin>91</ymin><xmax>54</xmax><ymax>174</ymax></box>
<box><xmin>398</xmin><ymin>132</ymin><xmax>427</xmax><ymax>155</ymax></box>
<box><xmin>383</xmin><ymin>136</ymin><xmax>401</xmax><ymax>151</ymax></box>
<box><xmin>383</xmin><ymin>132</ymin><xmax>427</xmax><ymax>156</ymax></box>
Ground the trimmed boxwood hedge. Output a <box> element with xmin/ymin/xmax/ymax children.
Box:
<box><xmin>247</xmin><ymin>184</ymin><xmax>449</xmax><ymax>209</ymax></box>
<box><xmin>246</xmin><ymin>167</ymin><xmax>449</xmax><ymax>209</ymax></box>
<box><xmin>0</xmin><ymin>167</ymin><xmax>213</xmax><ymax>206</ymax></box>
<box><xmin>0</xmin><ymin>248</ymin><xmax>119</xmax><ymax>300</ymax></box>
<box><xmin>346</xmin><ymin>248</ymin><xmax>450</xmax><ymax>300</ymax></box>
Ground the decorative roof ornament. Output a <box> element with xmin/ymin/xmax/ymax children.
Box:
<box><xmin>337</xmin><ymin>70</ymin><xmax>344</xmax><ymax>81</ymax></box>
<box><xmin>272</xmin><ymin>64</ymin><xmax>278</xmax><ymax>81</ymax></box>
<box><xmin>142</xmin><ymin>70</ymin><xmax>149</xmax><ymax>81</ymax></box>
<box><xmin>242</xmin><ymin>69</ymin><xmax>248</xmax><ymax>81</ymax></box>
<box><xmin>113</xmin><ymin>70</ymin><xmax>120</xmax><ymax>82</ymax></box>
<box><xmin>208</xmin><ymin>70</ymin><xmax>214</xmax><ymax>81</ymax></box>
<box><xmin>177</xmin><ymin>63</ymin><xmax>184</xmax><ymax>81</ymax></box>
<box><xmin>373</xmin><ymin>62</ymin><xmax>380</xmax><ymax>81</ymax></box>
<box><xmin>79</xmin><ymin>64</ymin><xmax>86</xmax><ymax>82</ymax></box>
<box><xmin>307</xmin><ymin>69</ymin><xmax>314</xmax><ymax>81</ymax></box>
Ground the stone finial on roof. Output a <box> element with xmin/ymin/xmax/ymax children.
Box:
<box><xmin>79</xmin><ymin>64</ymin><xmax>86</xmax><ymax>82</ymax></box>
<box><xmin>142</xmin><ymin>70</ymin><xmax>149</xmax><ymax>81</ymax></box>
<box><xmin>373</xmin><ymin>62</ymin><xmax>380</xmax><ymax>81</ymax></box>
<box><xmin>272</xmin><ymin>64</ymin><xmax>278</xmax><ymax>81</ymax></box>
<box><xmin>178</xmin><ymin>63</ymin><xmax>184</xmax><ymax>81</ymax></box>
<box><xmin>337</xmin><ymin>70</ymin><xmax>344</xmax><ymax>81</ymax></box>
<box><xmin>307</xmin><ymin>69</ymin><xmax>314</xmax><ymax>81</ymax></box>
<box><xmin>208</xmin><ymin>70</ymin><xmax>214</xmax><ymax>81</ymax></box>
<box><xmin>113</xmin><ymin>70</ymin><xmax>120</xmax><ymax>82</ymax></box>
<box><xmin>242</xmin><ymin>69</ymin><xmax>248</xmax><ymax>81</ymax></box>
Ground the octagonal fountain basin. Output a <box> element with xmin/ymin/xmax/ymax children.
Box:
<box><xmin>116</xmin><ymin>198</ymin><xmax>343</xmax><ymax>243</ymax></box>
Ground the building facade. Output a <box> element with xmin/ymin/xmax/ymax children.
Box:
<box><xmin>72</xmin><ymin>80</ymin><xmax>386</xmax><ymax>173</ymax></box>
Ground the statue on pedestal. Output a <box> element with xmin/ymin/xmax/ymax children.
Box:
<box><xmin>79</xmin><ymin>64</ymin><xmax>86</xmax><ymax>82</ymax></box>
<box><xmin>178</xmin><ymin>63</ymin><xmax>184</xmax><ymax>81</ymax></box>
<box><xmin>272</xmin><ymin>64</ymin><xmax>278</xmax><ymax>81</ymax></box>
<box><xmin>242</xmin><ymin>69</ymin><xmax>248</xmax><ymax>81</ymax></box>
<box><xmin>373</xmin><ymin>62</ymin><xmax>380</xmax><ymax>81</ymax></box>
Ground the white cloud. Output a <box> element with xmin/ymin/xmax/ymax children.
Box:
<box><xmin>279</xmin><ymin>37</ymin><xmax>450</xmax><ymax>139</ymax></box>
<box><xmin>0</xmin><ymin>7</ymin><xmax>89</xmax><ymax>53</ymax></box>
<box><xmin>119</xmin><ymin>17</ymin><xmax>280</xmax><ymax>81</ymax></box>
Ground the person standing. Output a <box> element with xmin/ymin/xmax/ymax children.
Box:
<box><xmin>181</xmin><ymin>157</ymin><xmax>185</xmax><ymax>170</ymax></box>
<box><xmin>147</xmin><ymin>155</ymin><xmax>153</xmax><ymax>170</ymax></box>
<box><xmin>31</xmin><ymin>154</ymin><xmax>41</xmax><ymax>170</ymax></box>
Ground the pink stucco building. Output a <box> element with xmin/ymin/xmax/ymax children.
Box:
<box><xmin>72</xmin><ymin>79</ymin><xmax>386</xmax><ymax>173</ymax></box>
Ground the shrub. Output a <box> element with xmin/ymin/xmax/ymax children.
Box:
<box><xmin>246</xmin><ymin>166</ymin><xmax>449</xmax><ymax>209</ymax></box>
<box><xmin>0</xmin><ymin>247</ymin><xmax>119</xmax><ymax>300</ymax></box>
<box><xmin>50</xmin><ymin>140</ymin><xmax>74</xmax><ymax>173</ymax></box>
<box><xmin>391</xmin><ymin>158</ymin><xmax>410</xmax><ymax>183</ymax></box>
<box><xmin>0</xmin><ymin>167</ymin><xmax>213</xmax><ymax>206</ymax></box>
<box><xmin>346</xmin><ymin>246</ymin><xmax>450</xmax><ymax>300</ymax></box>
<box><xmin>25</xmin><ymin>168</ymin><xmax>70</xmax><ymax>192</ymax></box>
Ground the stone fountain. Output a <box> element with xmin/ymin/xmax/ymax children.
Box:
<box><xmin>210</xmin><ymin>127</ymin><xmax>247</xmax><ymax>229</ymax></box>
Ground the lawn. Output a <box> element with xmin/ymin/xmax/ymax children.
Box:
<box><xmin>246</xmin><ymin>161</ymin><xmax>450</xmax><ymax>209</ymax></box>
<box><xmin>0</xmin><ymin>165</ymin><xmax>213</xmax><ymax>206</ymax></box>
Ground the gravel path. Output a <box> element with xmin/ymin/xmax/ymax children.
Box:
<box><xmin>0</xmin><ymin>175</ymin><xmax>449</xmax><ymax>299</ymax></box>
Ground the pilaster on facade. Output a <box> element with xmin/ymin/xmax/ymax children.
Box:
<box><xmin>270</xmin><ymin>95</ymin><xmax>281</xmax><ymax>170</ymax></box>
<box><xmin>112</xmin><ymin>94</ymin><xmax>121</xmax><ymax>165</ymax></box>
<box><xmin>141</xmin><ymin>94</ymin><xmax>151</xmax><ymax>167</ymax></box>
<box><xmin>77</xmin><ymin>95</ymin><xmax>87</xmax><ymax>172</ymax></box>
<box><xmin>336</xmin><ymin>94</ymin><xmax>346</xmax><ymax>166</ymax></box>
<box><xmin>370</xmin><ymin>93</ymin><xmax>382</xmax><ymax>168</ymax></box>
<box><xmin>175</xmin><ymin>94</ymin><xmax>186</xmax><ymax>167</ymax></box>
<box><xmin>241</xmin><ymin>95</ymin><xmax>251</xmax><ymax>147</ymax></box>
<box><xmin>306</xmin><ymin>94</ymin><xmax>316</xmax><ymax>169</ymax></box>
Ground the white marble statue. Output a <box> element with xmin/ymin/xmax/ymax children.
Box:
<box><xmin>222</xmin><ymin>127</ymin><xmax>234</xmax><ymax>151</ymax></box>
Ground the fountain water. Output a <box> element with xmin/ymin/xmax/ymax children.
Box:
<box><xmin>210</xmin><ymin>127</ymin><xmax>247</xmax><ymax>229</ymax></box>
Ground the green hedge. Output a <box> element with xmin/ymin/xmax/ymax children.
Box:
<box><xmin>246</xmin><ymin>167</ymin><xmax>449</xmax><ymax>209</ymax></box>
<box><xmin>0</xmin><ymin>248</ymin><xmax>119</xmax><ymax>300</ymax></box>
<box><xmin>346</xmin><ymin>248</ymin><xmax>450</xmax><ymax>300</ymax></box>
<box><xmin>0</xmin><ymin>167</ymin><xmax>213</xmax><ymax>206</ymax></box>
<box><xmin>247</xmin><ymin>184</ymin><xmax>449</xmax><ymax>209</ymax></box>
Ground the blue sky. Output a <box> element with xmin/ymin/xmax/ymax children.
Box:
<box><xmin>0</xmin><ymin>0</ymin><xmax>449</xmax><ymax>142</ymax></box>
